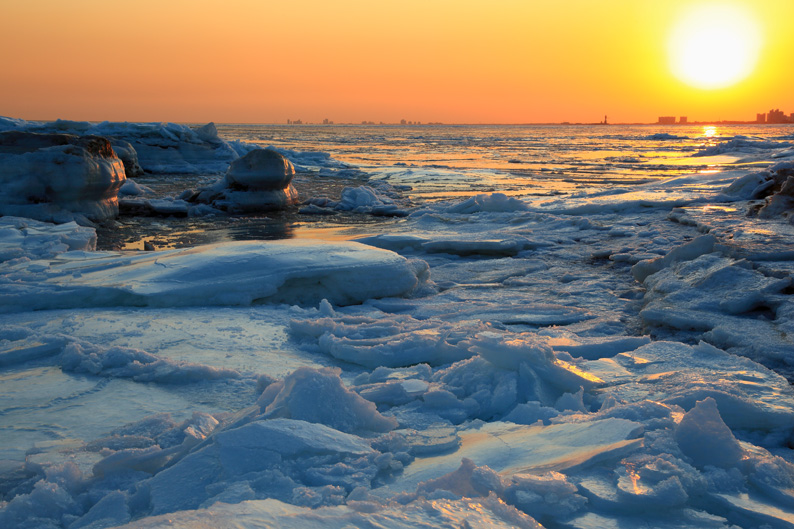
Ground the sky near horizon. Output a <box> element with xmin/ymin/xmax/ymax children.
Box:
<box><xmin>2</xmin><ymin>0</ymin><xmax>793</xmax><ymax>124</ymax></box>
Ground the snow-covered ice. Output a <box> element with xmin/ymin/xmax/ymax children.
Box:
<box><xmin>0</xmin><ymin>132</ymin><xmax>126</xmax><ymax>223</ymax></box>
<box><xmin>0</xmin><ymin>237</ymin><xmax>428</xmax><ymax>312</ymax></box>
<box><xmin>3</xmin><ymin>123</ymin><xmax>794</xmax><ymax>529</ymax></box>
<box><xmin>191</xmin><ymin>148</ymin><xmax>300</xmax><ymax>213</ymax></box>
<box><xmin>0</xmin><ymin>118</ymin><xmax>357</xmax><ymax>178</ymax></box>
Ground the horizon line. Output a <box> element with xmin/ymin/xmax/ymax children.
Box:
<box><xmin>6</xmin><ymin>115</ymin><xmax>792</xmax><ymax>127</ymax></box>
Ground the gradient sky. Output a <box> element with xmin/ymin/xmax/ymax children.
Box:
<box><xmin>2</xmin><ymin>0</ymin><xmax>793</xmax><ymax>124</ymax></box>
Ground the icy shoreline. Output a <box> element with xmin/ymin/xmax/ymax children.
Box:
<box><xmin>2</xmin><ymin>123</ymin><xmax>794</xmax><ymax>528</ymax></box>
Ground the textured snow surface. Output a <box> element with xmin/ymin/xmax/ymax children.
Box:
<box><xmin>3</xmin><ymin>127</ymin><xmax>794</xmax><ymax>529</ymax></box>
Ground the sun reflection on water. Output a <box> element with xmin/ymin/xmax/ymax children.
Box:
<box><xmin>698</xmin><ymin>125</ymin><xmax>721</xmax><ymax>150</ymax></box>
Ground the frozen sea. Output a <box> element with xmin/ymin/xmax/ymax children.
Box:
<box><xmin>2</xmin><ymin>121</ymin><xmax>794</xmax><ymax>528</ymax></box>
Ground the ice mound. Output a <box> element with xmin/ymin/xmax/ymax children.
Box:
<box><xmin>445</xmin><ymin>192</ymin><xmax>529</xmax><ymax>214</ymax></box>
<box><xmin>257</xmin><ymin>367</ymin><xmax>398</xmax><ymax>433</ymax></box>
<box><xmin>461</xmin><ymin>332</ymin><xmax>604</xmax><ymax>408</ymax></box>
<box><xmin>409</xmin><ymin>458</ymin><xmax>586</xmax><ymax>523</ymax></box>
<box><xmin>60</xmin><ymin>340</ymin><xmax>243</xmax><ymax>383</ymax></box>
<box><xmin>109</xmin><ymin>495</ymin><xmax>541</xmax><ymax>529</ymax></box>
<box><xmin>0</xmin><ymin>117</ymin><xmax>359</xmax><ymax>178</ymax></box>
<box><xmin>142</xmin><ymin>418</ymin><xmax>379</xmax><ymax>514</ymax></box>
<box><xmin>389</xmin><ymin>419</ymin><xmax>644</xmax><ymax>495</ymax></box>
<box><xmin>0</xmin><ymin>216</ymin><xmax>96</xmax><ymax>263</ymax></box>
<box><xmin>591</xmin><ymin>340</ymin><xmax>794</xmax><ymax>432</ymax></box>
<box><xmin>357</xmin><ymin>233</ymin><xmax>545</xmax><ymax>257</ymax></box>
<box><xmin>724</xmin><ymin>163</ymin><xmax>794</xmax><ymax>222</ymax></box>
<box><xmin>724</xmin><ymin>168</ymin><xmax>784</xmax><ymax>200</ymax></box>
<box><xmin>118</xmin><ymin>179</ymin><xmax>154</xmax><ymax>196</ymax></box>
<box><xmin>118</xmin><ymin>197</ymin><xmax>199</xmax><ymax>218</ymax></box>
<box><xmin>631</xmin><ymin>234</ymin><xmax>716</xmax><ymax>282</ymax></box>
<box><xmin>0</xmin><ymin>118</ymin><xmax>241</xmax><ymax>175</ymax></box>
<box><xmin>0</xmin><ymin>239</ymin><xmax>429</xmax><ymax>311</ymax></box>
<box><xmin>190</xmin><ymin>149</ymin><xmax>298</xmax><ymax>213</ymax></box>
<box><xmin>0</xmin><ymin>131</ymin><xmax>125</xmax><ymax>223</ymax></box>
<box><xmin>225</xmin><ymin>148</ymin><xmax>295</xmax><ymax>189</ymax></box>
<box><xmin>633</xmin><ymin>237</ymin><xmax>794</xmax><ymax>370</ymax></box>
<box><xmin>751</xmin><ymin>169</ymin><xmax>794</xmax><ymax>222</ymax></box>
<box><xmin>268</xmin><ymin>145</ymin><xmax>363</xmax><ymax>177</ymax></box>
<box><xmin>694</xmin><ymin>136</ymin><xmax>793</xmax><ymax>157</ymax></box>
<box><xmin>75</xmin><ymin>120</ymin><xmax>240</xmax><ymax>175</ymax></box>
<box><xmin>674</xmin><ymin>397</ymin><xmax>744</xmax><ymax>469</ymax></box>
<box><xmin>645</xmin><ymin>133</ymin><xmax>688</xmax><ymax>140</ymax></box>
<box><xmin>191</xmin><ymin>148</ymin><xmax>299</xmax><ymax>213</ymax></box>
<box><xmin>290</xmin><ymin>302</ymin><xmax>475</xmax><ymax>368</ymax></box>
<box><xmin>302</xmin><ymin>182</ymin><xmax>411</xmax><ymax>217</ymax></box>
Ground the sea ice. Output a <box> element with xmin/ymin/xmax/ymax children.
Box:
<box><xmin>289</xmin><ymin>305</ymin><xmax>475</xmax><ymax>368</ymax></box>
<box><xmin>674</xmin><ymin>397</ymin><xmax>744</xmax><ymax>469</ymax></box>
<box><xmin>0</xmin><ymin>131</ymin><xmax>125</xmax><ymax>223</ymax></box>
<box><xmin>192</xmin><ymin>148</ymin><xmax>300</xmax><ymax>213</ymax></box>
<box><xmin>0</xmin><ymin>240</ymin><xmax>429</xmax><ymax>312</ymax></box>
<box><xmin>5</xmin><ymin>125</ymin><xmax>794</xmax><ymax>529</ymax></box>
<box><xmin>256</xmin><ymin>367</ymin><xmax>398</xmax><ymax>433</ymax></box>
<box><xmin>0</xmin><ymin>217</ymin><xmax>96</xmax><ymax>263</ymax></box>
<box><xmin>111</xmin><ymin>496</ymin><xmax>542</xmax><ymax>529</ymax></box>
<box><xmin>445</xmin><ymin>192</ymin><xmax>529</xmax><ymax>213</ymax></box>
<box><xmin>633</xmin><ymin>236</ymin><xmax>794</xmax><ymax>370</ymax></box>
<box><xmin>302</xmin><ymin>182</ymin><xmax>411</xmax><ymax>217</ymax></box>
<box><xmin>0</xmin><ymin>117</ymin><xmax>357</xmax><ymax>178</ymax></box>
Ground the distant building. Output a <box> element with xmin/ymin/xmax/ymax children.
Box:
<box><xmin>679</xmin><ymin>116</ymin><xmax>688</xmax><ymax>124</ymax></box>
<box><xmin>322</xmin><ymin>118</ymin><xmax>334</xmax><ymax>125</ymax></box>
<box><xmin>658</xmin><ymin>116</ymin><xmax>676</xmax><ymax>125</ymax></box>
<box><xmin>756</xmin><ymin>113</ymin><xmax>766</xmax><ymax>124</ymax></box>
<box><xmin>400</xmin><ymin>119</ymin><xmax>407</xmax><ymax>125</ymax></box>
<box><xmin>767</xmin><ymin>109</ymin><xmax>789</xmax><ymax>124</ymax></box>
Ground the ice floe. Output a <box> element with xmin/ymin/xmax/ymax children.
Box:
<box><xmin>0</xmin><ymin>239</ymin><xmax>429</xmax><ymax>312</ymax></box>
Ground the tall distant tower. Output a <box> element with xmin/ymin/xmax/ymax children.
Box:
<box><xmin>604</xmin><ymin>115</ymin><xmax>608</xmax><ymax>125</ymax></box>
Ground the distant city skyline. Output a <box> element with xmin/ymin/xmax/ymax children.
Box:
<box><xmin>657</xmin><ymin>107</ymin><xmax>793</xmax><ymax>125</ymax></box>
<box><xmin>277</xmin><ymin>109</ymin><xmax>794</xmax><ymax>127</ymax></box>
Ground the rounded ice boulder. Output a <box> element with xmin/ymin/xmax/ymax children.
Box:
<box><xmin>225</xmin><ymin>148</ymin><xmax>295</xmax><ymax>190</ymax></box>
<box><xmin>193</xmin><ymin>148</ymin><xmax>299</xmax><ymax>213</ymax></box>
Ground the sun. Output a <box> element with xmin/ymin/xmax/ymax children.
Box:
<box><xmin>667</xmin><ymin>3</ymin><xmax>762</xmax><ymax>90</ymax></box>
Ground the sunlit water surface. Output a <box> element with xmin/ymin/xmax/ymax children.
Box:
<box><xmin>103</xmin><ymin>123</ymin><xmax>793</xmax><ymax>250</ymax></box>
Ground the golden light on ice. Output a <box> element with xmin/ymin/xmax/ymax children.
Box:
<box><xmin>668</xmin><ymin>3</ymin><xmax>762</xmax><ymax>89</ymax></box>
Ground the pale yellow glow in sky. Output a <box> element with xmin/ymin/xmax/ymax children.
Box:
<box><xmin>668</xmin><ymin>3</ymin><xmax>762</xmax><ymax>89</ymax></box>
<box><xmin>1</xmin><ymin>0</ymin><xmax>792</xmax><ymax>124</ymax></box>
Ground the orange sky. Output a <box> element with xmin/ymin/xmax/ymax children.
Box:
<box><xmin>2</xmin><ymin>0</ymin><xmax>793</xmax><ymax>124</ymax></box>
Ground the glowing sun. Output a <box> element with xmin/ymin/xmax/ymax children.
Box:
<box><xmin>668</xmin><ymin>3</ymin><xmax>762</xmax><ymax>89</ymax></box>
